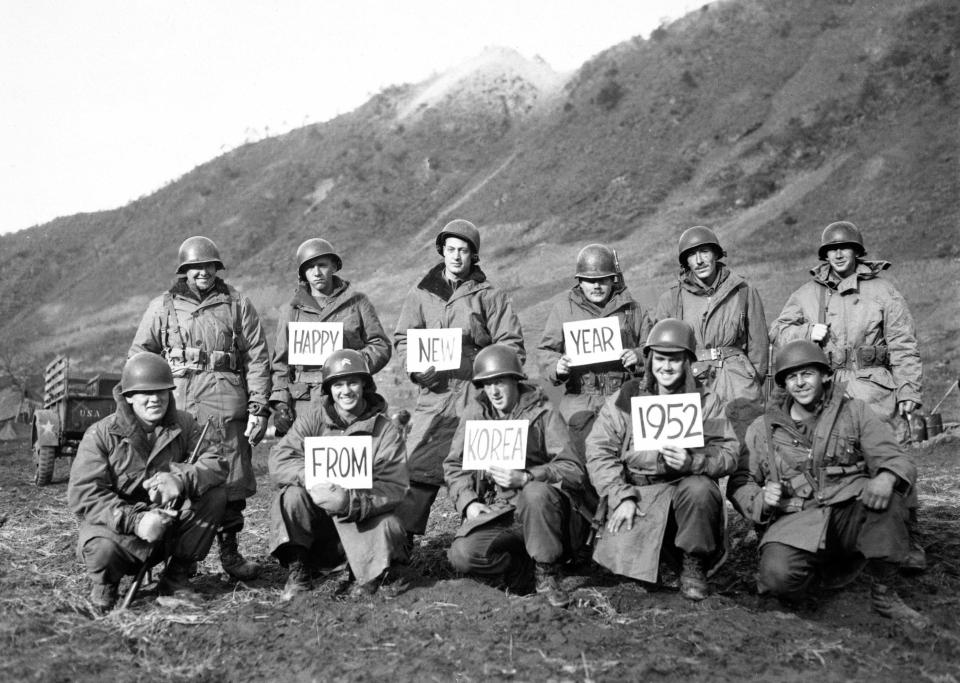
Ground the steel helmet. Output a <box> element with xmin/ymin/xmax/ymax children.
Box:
<box><xmin>818</xmin><ymin>221</ymin><xmax>866</xmax><ymax>260</ymax></box>
<box><xmin>472</xmin><ymin>344</ymin><xmax>525</xmax><ymax>385</ymax></box>
<box><xmin>575</xmin><ymin>244</ymin><xmax>618</xmax><ymax>279</ymax></box>
<box><xmin>177</xmin><ymin>236</ymin><xmax>224</xmax><ymax>274</ymax></box>
<box><xmin>677</xmin><ymin>226</ymin><xmax>726</xmax><ymax>267</ymax></box>
<box><xmin>121</xmin><ymin>352</ymin><xmax>175</xmax><ymax>395</ymax></box>
<box><xmin>774</xmin><ymin>340</ymin><xmax>831</xmax><ymax>386</ymax></box>
<box><xmin>320</xmin><ymin>349</ymin><xmax>375</xmax><ymax>395</ymax></box>
<box><xmin>297</xmin><ymin>238</ymin><xmax>343</xmax><ymax>278</ymax></box>
<box><xmin>435</xmin><ymin>219</ymin><xmax>480</xmax><ymax>258</ymax></box>
<box><xmin>644</xmin><ymin>318</ymin><xmax>697</xmax><ymax>358</ymax></box>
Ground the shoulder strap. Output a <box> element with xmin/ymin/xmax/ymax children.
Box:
<box><xmin>818</xmin><ymin>284</ymin><xmax>828</xmax><ymax>326</ymax></box>
<box><xmin>162</xmin><ymin>292</ymin><xmax>185</xmax><ymax>353</ymax></box>
<box><xmin>762</xmin><ymin>413</ymin><xmax>780</xmax><ymax>484</ymax></box>
<box><xmin>231</xmin><ymin>294</ymin><xmax>243</xmax><ymax>352</ymax></box>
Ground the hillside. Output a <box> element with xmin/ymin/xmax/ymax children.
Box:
<box><xmin>1</xmin><ymin>0</ymin><xmax>958</xmax><ymax>410</ymax></box>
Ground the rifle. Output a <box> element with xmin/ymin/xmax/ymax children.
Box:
<box><xmin>763</xmin><ymin>341</ymin><xmax>775</xmax><ymax>405</ymax></box>
<box><xmin>118</xmin><ymin>417</ymin><xmax>212</xmax><ymax>610</ymax></box>
<box><xmin>586</xmin><ymin>495</ymin><xmax>608</xmax><ymax>546</ymax></box>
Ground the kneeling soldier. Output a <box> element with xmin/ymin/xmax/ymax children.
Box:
<box><xmin>68</xmin><ymin>352</ymin><xmax>228</xmax><ymax>613</ymax></box>
<box><xmin>269</xmin><ymin>349</ymin><xmax>409</xmax><ymax>600</ymax></box>
<box><xmin>586</xmin><ymin>319</ymin><xmax>739</xmax><ymax>600</ymax></box>
<box><xmin>727</xmin><ymin>340</ymin><xmax>928</xmax><ymax>627</ymax></box>
<box><xmin>444</xmin><ymin>345</ymin><xmax>590</xmax><ymax>608</ymax></box>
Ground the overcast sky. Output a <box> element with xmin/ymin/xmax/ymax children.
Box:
<box><xmin>1</xmin><ymin>0</ymin><xmax>699</xmax><ymax>234</ymax></box>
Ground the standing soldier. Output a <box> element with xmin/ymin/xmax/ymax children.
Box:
<box><xmin>393</xmin><ymin>219</ymin><xmax>525</xmax><ymax>539</ymax></box>
<box><xmin>537</xmin><ymin>244</ymin><xmax>653</xmax><ymax>450</ymax></box>
<box><xmin>655</xmin><ymin>226</ymin><xmax>768</xmax><ymax>439</ymax></box>
<box><xmin>269</xmin><ymin>238</ymin><xmax>391</xmax><ymax>435</ymax></box>
<box><xmin>130</xmin><ymin>236</ymin><xmax>271</xmax><ymax>581</ymax></box>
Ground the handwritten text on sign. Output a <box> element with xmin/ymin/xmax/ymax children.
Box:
<box><xmin>406</xmin><ymin>328</ymin><xmax>462</xmax><ymax>372</ymax></box>
<box><xmin>288</xmin><ymin>322</ymin><xmax>344</xmax><ymax>365</ymax></box>
<box><xmin>462</xmin><ymin>420</ymin><xmax>529</xmax><ymax>471</ymax></box>
<box><xmin>630</xmin><ymin>393</ymin><xmax>705</xmax><ymax>451</ymax></box>
<box><xmin>562</xmin><ymin>317</ymin><xmax>623</xmax><ymax>366</ymax></box>
<box><xmin>303</xmin><ymin>435</ymin><xmax>373</xmax><ymax>489</ymax></box>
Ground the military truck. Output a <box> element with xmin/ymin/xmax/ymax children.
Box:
<box><xmin>31</xmin><ymin>355</ymin><xmax>120</xmax><ymax>485</ymax></box>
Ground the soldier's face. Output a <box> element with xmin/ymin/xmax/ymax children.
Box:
<box><xmin>303</xmin><ymin>256</ymin><xmax>337</xmax><ymax>296</ymax></box>
<box><xmin>826</xmin><ymin>247</ymin><xmax>857</xmax><ymax>278</ymax></box>
<box><xmin>330</xmin><ymin>377</ymin><xmax>366</xmax><ymax>414</ymax></box>
<box><xmin>185</xmin><ymin>262</ymin><xmax>217</xmax><ymax>291</ymax></box>
<box><xmin>578</xmin><ymin>276</ymin><xmax>615</xmax><ymax>305</ymax></box>
<box><xmin>650</xmin><ymin>350</ymin><xmax>686</xmax><ymax>390</ymax></box>
<box><xmin>481</xmin><ymin>377</ymin><xmax>520</xmax><ymax>415</ymax></box>
<box><xmin>125</xmin><ymin>390</ymin><xmax>170</xmax><ymax>427</ymax></box>
<box><xmin>784</xmin><ymin>366</ymin><xmax>828</xmax><ymax>407</ymax></box>
<box><xmin>442</xmin><ymin>237</ymin><xmax>473</xmax><ymax>279</ymax></box>
<box><xmin>685</xmin><ymin>247</ymin><xmax>718</xmax><ymax>284</ymax></box>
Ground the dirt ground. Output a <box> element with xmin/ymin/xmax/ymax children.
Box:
<box><xmin>1</xmin><ymin>426</ymin><xmax>958</xmax><ymax>683</ymax></box>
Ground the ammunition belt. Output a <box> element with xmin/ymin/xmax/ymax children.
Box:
<box><xmin>166</xmin><ymin>347</ymin><xmax>240</xmax><ymax>372</ymax></box>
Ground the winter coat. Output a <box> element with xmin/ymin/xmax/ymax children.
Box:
<box><xmin>129</xmin><ymin>278</ymin><xmax>271</xmax><ymax>499</ymax></box>
<box><xmin>68</xmin><ymin>387</ymin><xmax>227</xmax><ymax>561</ymax></box>
<box><xmin>537</xmin><ymin>284</ymin><xmax>653</xmax><ymax>422</ymax></box>
<box><xmin>655</xmin><ymin>264</ymin><xmax>769</xmax><ymax>409</ymax></box>
<box><xmin>393</xmin><ymin>263</ymin><xmax>525</xmax><ymax>485</ymax></box>
<box><xmin>728</xmin><ymin>384</ymin><xmax>915</xmax><ymax>553</ymax></box>
<box><xmin>770</xmin><ymin>261</ymin><xmax>922</xmax><ymax>420</ymax></box>
<box><xmin>270</xmin><ymin>279</ymin><xmax>391</xmax><ymax>410</ymax></box>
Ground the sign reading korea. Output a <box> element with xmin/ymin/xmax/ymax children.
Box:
<box><xmin>630</xmin><ymin>393</ymin><xmax>705</xmax><ymax>451</ymax></box>
<box><xmin>303</xmin><ymin>435</ymin><xmax>373</xmax><ymax>489</ymax></box>
<box><xmin>406</xmin><ymin>328</ymin><xmax>463</xmax><ymax>372</ymax></box>
<box><xmin>288</xmin><ymin>322</ymin><xmax>344</xmax><ymax>365</ymax></box>
<box><xmin>462</xmin><ymin>419</ymin><xmax>528</xmax><ymax>471</ymax></box>
<box><xmin>562</xmin><ymin>317</ymin><xmax>623</xmax><ymax>366</ymax></box>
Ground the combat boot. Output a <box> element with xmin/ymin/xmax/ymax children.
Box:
<box><xmin>218</xmin><ymin>531</ymin><xmax>261</xmax><ymax>581</ymax></box>
<box><xmin>871</xmin><ymin>583</ymin><xmax>930</xmax><ymax>629</ymax></box>
<box><xmin>680</xmin><ymin>553</ymin><xmax>709</xmax><ymax>601</ymax></box>
<box><xmin>534</xmin><ymin>562</ymin><xmax>570</xmax><ymax>608</ymax></box>
<box><xmin>280</xmin><ymin>556</ymin><xmax>312</xmax><ymax>602</ymax></box>
<box><xmin>158</xmin><ymin>558</ymin><xmax>199</xmax><ymax>598</ymax></box>
<box><xmin>89</xmin><ymin>582</ymin><xmax>119</xmax><ymax>614</ymax></box>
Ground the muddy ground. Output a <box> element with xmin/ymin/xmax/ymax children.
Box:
<box><xmin>1</xmin><ymin>427</ymin><xmax>958</xmax><ymax>682</ymax></box>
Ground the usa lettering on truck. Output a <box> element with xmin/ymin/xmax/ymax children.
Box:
<box><xmin>288</xmin><ymin>322</ymin><xmax>344</xmax><ymax>365</ymax></box>
<box><xmin>462</xmin><ymin>419</ymin><xmax>529</xmax><ymax>471</ymax></box>
<box><xmin>406</xmin><ymin>328</ymin><xmax>463</xmax><ymax>372</ymax></box>
<box><xmin>562</xmin><ymin>317</ymin><xmax>623</xmax><ymax>366</ymax></box>
<box><xmin>303</xmin><ymin>435</ymin><xmax>373</xmax><ymax>489</ymax></box>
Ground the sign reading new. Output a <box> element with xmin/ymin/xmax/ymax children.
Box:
<box><xmin>405</xmin><ymin>328</ymin><xmax>463</xmax><ymax>372</ymax></box>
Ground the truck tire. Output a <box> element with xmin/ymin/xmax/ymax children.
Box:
<box><xmin>35</xmin><ymin>445</ymin><xmax>57</xmax><ymax>486</ymax></box>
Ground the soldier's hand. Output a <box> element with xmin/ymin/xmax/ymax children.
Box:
<box><xmin>762</xmin><ymin>482</ymin><xmax>783</xmax><ymax>508</ymax></box>
<box><xmin>245</xmin><ymin>414</ymin><xmax>268</xmax><ymax>447</ymax></box>
<box><xmin>811</xmin><ymin>323</ymin><xmax>829</xmax><ymax>343</ymax></box>
<box><xmin>488</xmin><ymin>466</ymin><xmax>528</xmax><ymax>489</ymax></box>
<box><xmin>271</xmin><ymin>402</ymin><xmax>295</xmax><ymax>436</ymax></box>
<box><xmin>620</xmin><ymin>349</ymin><xmax>639</xmax><ymax>369</ymax></box>
<box><xmin>556</xmin><ymin>356</ymin><xmax>571</xmax><ymax>378</ymax></box>
<box><xmin>898</xmin><ymin>400</ymin><xmax>917</xmax><ymax>416</ymax></box>
<box><xmin>142</xmin><ymin>472</ymin><xmax>183</xmax><ymax>505</ymax></box>
<box><xmin>607</xmin><ymin>499</ymin><xmax>642</xmax><ymax>534</ymax></box>
<box><xmin>411</xmin><ymin>366</ymin><xmax>440</xmax><ymax>389</ymax></box>
<box><xmin>135</xmin><ymin>509</ymin><xmax>176</xmax><ymax>543</ymax></box>
<box><xmin>465</xmin><ymin>501</ymin><xmax>492</xmax><ymax>520</ymax></box>
<box><xmin>309</xmin><ymin>482</ymin><xmax>349</xmax><ymax>514</ymax></box>
<box><xmin>661</xmin><ymin>445</ymin><xmax>692</xmax><ymax>472</ymax></box>
<box><xmin>861</xmin><ymin>471</ymin><xmax>896</xmax><ymax>511</ymax></box>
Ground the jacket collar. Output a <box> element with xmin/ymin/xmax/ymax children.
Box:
<box><xmin>568</xmin><ymin>282</ymin><xmax>635</xmax><ymax>316</ymax></box>
<box><xmin>291</xmin><ymin>279</ymin><xmax>350</xmax><ymax>312</ymax></box>
<box><xmin>169</xmin><ymin>276</ymin><xmax>231</xmax><ymax>303</ymax></box>
<box><xmin>678</xmin><ymin>262</ymin><xmax>738</xmax><ymax>297</ymax></box>
<box><xmin>107</xmin><ymin>385</ymin><xmax>181</xmax><ymax>457</ymax></box>
<box><xmin>614</xmin><ymin>376</ymin><xmax>707</xmax><ymax>413</ymax></box>
<box><xmin>316</xmin><ymin>392</ymin><xmax>387</xmax><ymax>432</ymax></box>
<box><xmin>473</xmin><ymin>381</ymin><xmax>546</xmax><ymax>419</ymax></box>
<box><xmin>810</xmin><ymin>260</ymin><xmax>891</xmax><ymax>292</ymax></box>
<box><xmin>417</xmin><ymin>262</ymin><xmax>488</xmax><ymax>301</ymax></box>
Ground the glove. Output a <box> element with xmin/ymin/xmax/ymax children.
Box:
<box><xmin>245</xmin><ymin>414</ymin><xmax>268</xmax><ymax>447</ymax></box>
<box><xmin>309</xmin><ymin>482</ymin><xmax>350</xmax><ymax>515</ymax></box>
<box><xmin>142</xmin><ymin>472</ymin><xmax>183</xmax><ymax>505</ymax></box>
<box><xmin>411</xmin><ymin>366</ymin><xmax>440</xmax><ymax>389</ymax></box>
<box><xmin>135</xmin><ymin>509</ymin><xmax>174</xmax><ymax>543</ymax></box>
<box><xmin>272</xmin><ymin>402</ymin><xmax>295</xmax><ymax>436</ymax></box>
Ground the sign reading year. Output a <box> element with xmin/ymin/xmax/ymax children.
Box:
<box><xmin>630</xmin><ymin>393</ymin><xmax>705</xmax><ymax>451</ymax></box>
<box><xmin>462</xmin><ymin>420</ymin><xmax>528</xmax><ymax>471</ymax></box>
<box><xmin>562</xmin><ymin>317</ymin><xmax>623</xmax><ymax>366</ymax></box>
<box><xmin>406</xmin><ymin>328</ymin><xmax>463</xmax><ymax>372</ymax></box>
<box><xmin>288</xmin><ymin>322</ymin><xmax>344</xmax><ymax>365</ymax></box>
<box><xmin>303</xmin><ymin>435</ymin><xmax>373</xmax><ymax>489</ymax></box>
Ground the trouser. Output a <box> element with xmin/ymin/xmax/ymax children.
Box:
<box><xmin>79</xmin><ymin>487</ymin><xmax>226</xmax><ymax>586</ymax></box>
<box><xmin>270</xmin><ymin>485</ymin><xmax>408</xmax><ymax>584</ymax></box>
<box><xmin>447</xmin><ymin>483</ymin><xmax>587</xmax><ymax>575</ymax></box>
<box><xmin>219</xmin><ymin>499</ymin><xmax>247</xmax><ymax>534</ymax></box>
<box><xmin>758</xmin><ymin>493</ymin><xmax>911</xmax><ymax>598</ymax></box>
<box><xmin>667</xmin><ymin>475</ymin><xmax>724</xmax><ymax>557</ymax></box>
<box><xmin>393</xmin><ymin>482</ymin><xmax>441</xmax><ymax>536</ymax></box>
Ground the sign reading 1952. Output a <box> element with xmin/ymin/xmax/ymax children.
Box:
<box><xmin>630</xmin><ymin>393</ymin><xmax>705</xmax><ymax>451</ymax></box>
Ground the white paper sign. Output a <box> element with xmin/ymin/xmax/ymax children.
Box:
<box><xmin>462</xmin><ymin>419</ymin><xmax>529</xmax><ymax>471</ymax></box>
<box><xmin>405</xmin><ymin>328</ymin><xmax>462</xmax><ymax>372</ymax></box>
<box><xmin>630</xmin><ymin>393</ymin><xmax>705</xmax><ymax>451</ymax></box>
<box><xmin>562</xmin><ymin>317</ymin><xmax>623</xmax><ymax>366</ymax></box>
<box><xmin>303</xmin><ymin>435</ymin><xmax>373</xmax><ymax>489</ymax></box>
<box><xmin>288</xmin><ymin>322</ymin><xmax>344</xmax><ymax>365</ymax></box>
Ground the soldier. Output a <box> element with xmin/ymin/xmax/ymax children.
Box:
<box><xmin>130</xmin><ymin>236</ymin><xmax>271</xmax><ymax>581</ymax></box>
<box><xmin>444</xmin><ymin>345</ymin><xmax>590</xmax><ymax>608</ymax></box>
<box><xmin>586</xmin><ymin>319</ymin><xmax>739</xmax><ymax>601</ymax></box>
<box><xmin>268</xmin><ymin>350</ymin><xmax>409</xmax><ymax>600</ymax></box>
<box><xmin>269</xmin><ymin>238</ymin><xmax>391</xmax><ymax>436</ymax></box>
<box><xmin>68</xmin><ymin>352</ymin><xmax>227</xmax><ymax>612</ymax></box>
<box><xmin>537</xmin><ymin>243</ymin><xmax>653</xmax><ymax>450</ymax></box>
<box><xmin>393</xmin><ymin>219</ymin><xmax>525</xmax><ymax>539</ymax></box>
<box><xmin>727</xmin><ymin>340</ymin><xmax>928</xmax><ymax>628</ymax></box>
<box><xmin>655</xmin><ymin>226</ymin><xmax>769</xmax><ymax>439</ymax></box>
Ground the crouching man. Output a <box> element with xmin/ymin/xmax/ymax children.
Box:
<box><xmin>268</xmin><ymin>350</ymin><xmax>409</xmax><ymax>600</ymax></box>
<box><xmin>727</xmin><ymin>340</ymin><xmax>928</xmax><ymax>628</ymax></box>
<box><xmin>444</xmin><ymin>345</ymin><xmax>591</xmax><ymax>608</ymax></box>
<box><xmin>68</xmin><ymin>352</ymin><xmax>228</xmax><ymax>613</ymax></box>
<box><xmin>586</xmin><ymin>319</ymin><xmax>739</xmax><ymax>601</ymax></box>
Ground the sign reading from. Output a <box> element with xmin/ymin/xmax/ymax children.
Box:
<box><xmin>288</xmin><ymin>322</ymin><xmax>344</xmax><ymax>365</ymax></box>
<box><xmin>406</xmin><ymin>328</ymin><xmax>462</xmax><ymax>372</ymax></box>
<box><xmin>630</xmin><ymin>393</ymin><xmax>705</xmax><ymax>451</ymax></box>
<box><xmin>303</xmin><ymin>435</ymin><xmax>373</xmax><ymax>489</ymax></box>
<box><xmin>562</xmin><ymin>317</ymin><xmax>623</xmax><ymax>366</ymax></box>
<box><xmin>462</xmin><ymin>419</ymin><xmax>529</xmax><ymax>471</ymax></box>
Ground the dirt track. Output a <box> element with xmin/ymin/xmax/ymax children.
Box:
<box><xmin>1</xmin><ymin>429</ymin><xmax>958</xmax><ymax>682</ymax></box>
